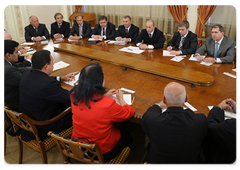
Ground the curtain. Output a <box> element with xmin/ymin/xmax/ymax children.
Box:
<box><xmin>195</xmin><ymin>5</ymin><xmax>216</xmax><ymax>45</ymax></box>
<box><xmin>167</xmin><ymin>5</ymin><xmax>188</xmax><ymax>23</ymax></box>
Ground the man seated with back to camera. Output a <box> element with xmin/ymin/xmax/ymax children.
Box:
<box><xmin>19</xmin><ymin>50</ymin><xmax>75</xmax><ymax>142</ymax></box>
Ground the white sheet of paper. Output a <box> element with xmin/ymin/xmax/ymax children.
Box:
<box><xmin>53</xmin><ymin>61</ymin><xmax>70</xmax><ymax>71</ymax></box>
<box><xmin>111</xmin><ymin>94</ymin><xmax>132</xmax><ymax>105</ymax></box>
<box><xmin>200</xmin><ymin>61</ymin><xmax>213</xmax><ymax>66</ymax></box>
<box><xmin>121</xmin><ymin>87</ymin><xmax>135</xmax><ymax>94</ymax></box>
<box><xmin>171</xmin><ymin>56</ymin><xmax>184</xmax><ymax>62</ymax></box>
<box><xmin>62</xmin><ymin>72</ymin><xmax>80</xmax><ymax>86</ymax></box>
<box><xmin>163</xmin><ymin>50</ymin><xmax>176</xmax><ymax>57</ymax></box>
<box><xmin>223</xmin><ymin>72</ymin><xmax>236</xmax><ymax>78</ymax></box>
<box><xmin>184</xmin><ymin>102</ymin><xmax>197</xmax><ymax>112</ymax></box>
<box><xmin>68</xmin><ymin>38</ymin><xmax>78</xmax><ymax>42</ymax></box>
<box><xmin>208</xmin><ymin>106</ymin><xmax>236</xmax><ymax>119</ymax></box>
<box><xmin>119</xmin><ymin>46</ymin><xmax>144</xmax><ymax>54</ymax></box>
<box><xmin>189</xmin><ymin>54</ymin><xmax>206</xmax><ymax>61</ymax></box>
<box><xmin>21</xmin><ymin>42</ymin><xmax>35</xmax><ymax>45</ymax></box>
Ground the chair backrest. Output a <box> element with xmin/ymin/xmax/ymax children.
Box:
<box><xmin>48</xmin><ymin>131</ymin><xmax>105</xmax><ymax>164</ymax></box>
<box><xmin>4</xmin><ymin>106</ymin><xmax>40</xmax><ymax>139</ymax></box>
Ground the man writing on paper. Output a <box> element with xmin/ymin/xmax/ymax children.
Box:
<box><xmin>203</xmin><ymin>98</ymin><xmax>236</xmax><ymax>163</ymax></box>
<box><xmin>194</xmin><ymin>24</ymin><xmax>236</xmax><ymax>63</ymax></box>
<box><xmin>167</xmin><ymin>20</ymin><xmax>198</xmax><ymax>55</ymax></box>
<box><xmin>5</xmin><ymin>30</ymin><xmax>32</xmax><ymax>66</ymax></box>
<box><xmin>19</xmin><ymin>50</ymin><xmax>74</xmax><ymax>142</ymax></box>
<box><xmin>91</xmin><ymin>15</ymin><xmax>116</xmax><ymax>40</ymax></box>
<box><xmin>135</xmin><ymin>20</ymin><xmax>164</xmax><ymax>49</ymax></box>
<box><xmin>51</xmin><ymin>13</ymin><xmax>70</xmax><ymax>39</ymax></box>
<box><xmin>115</xmin><ymin>15</ymin><xmax>139</xmax><ymax>43</ymax></box>
<box><xmin>141</xmin><ymin>82</ymin><xmax>207</xmax><ymax>163</ymax></box>
<box><xmin>69</xmin><ymin>14</ymin><xmax>91</xmax><ymax>40</ymax></box>
<box><xmin>25</xmin><ymin>15</ymin><xmax>50</xmax><ymax>42</ymax></box>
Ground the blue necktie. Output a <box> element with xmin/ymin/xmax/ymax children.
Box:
<box><xmin>214</xmin><ymin>42</ymin><xmax>219</xmax><ymax>58</ymax></box>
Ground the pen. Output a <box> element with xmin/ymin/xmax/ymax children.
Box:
<box><xmin>228</xmin><ymin>98</ymin><xmax>236</xmax><ymax>113</ymax></box>
<box><xmin>131</xmin><ymin>96</ymin><xmax>135</xmax><ymax>105</ymax></box>
<box><xmin>69</xmin><ymin>71</ymin><xmax>79</xmax><ymax>82</ymax></box>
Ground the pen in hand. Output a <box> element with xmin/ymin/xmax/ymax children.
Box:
<box><xmin>69</xmin><ymin>71</ymin><xmax>79</xmax><ymax>82</ymax></box>
<box><xmin>228</xmin><ymin>98</ymin><xmax>236</xmax><ymax>113</ymax></box>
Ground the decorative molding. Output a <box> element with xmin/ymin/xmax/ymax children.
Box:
<box><xmin>4</xmin><ymin>11</ymin><xmax>9</xmax><ymax>32</ymax></box>
<box><xmin>14</xmin><ymin>5</ymin><xmax>24</xmax><ymax>38</ymax></box>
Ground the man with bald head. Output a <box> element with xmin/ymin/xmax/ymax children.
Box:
<box><xmin>141</xmin><ymin>82</ymin><xmax>207</xmax><ymax>163</ymax></box>
<box><xmin>25</xmin><ymin>15</ymin><xmax>50</xmax><ymax>41</ymax></box>
<box><xmin>135</xmin><ymin>19</ymin><xmax>164</xmax><ymax>49</ymax></box>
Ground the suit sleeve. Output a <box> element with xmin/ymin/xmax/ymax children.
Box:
<box><xmin>131</xmin><ymin>27</ymin><xmax>139</xmax><ymax>42</ymax></box>
<box><xmin>82</xmin><ymin>22</ymin><xmax>91</xmax><ymax>38</ymax></box>
<box><xmin>167</xmin><ymin>32</ymin><xmax>178</xmax><ymax>47</ymax></box>
<box><xmin>90</xmin><ymin>25</ymin><xmax>99</xmax><ymax>36</ymax></box>
<box><xmin>207</xmin><ymin>106</ymin><xmax>236</xmax><ymax>145</ymax></box>
<box><xmin>115</xmin><ymin>26</ymin><xmax>122</xmax><ymax>38</ymax></box>
<box><xmin>106</xmin><ymin>24</ymin><xmax>116</xmax><ymax>39</ymax></box>
<box><xmin>69</xmin><ymin>24</ymin><xmax>77</xmax><ymax>37</ymax></box>
<box><xmin>219</xmin><ymin>41</ymin><xmax>236</xmax><ymax>63</ymax></box>
<box><xmin>153</xmin><ymin>31</ymin><xmax>164</xmax><ymax>49</ymax></box>
<box><xmin>50</xmin><ymin>24</ymin><xmax>55</xmax><ymax>38</ymax></box>
<box><xmin>25</xmin><ymin>26</ymin><xmax>32</xmax><ymax>41</ymax></box>
<box><xmin>63</xmin><ymin>22</ymin><xmax>70</xmax><ymax>38</ymax></box>
<box><xmin>42</xmin><ymin>24</ymin><xmax>50</xmax><ymax>39</ymax></box>
<box><xmin>195</xmin><ymin>38</ymin><xmax>208</xmax><ymax>55</ymax></box>
<box><xmin>134</xmin><ymin>30</ymin><xmax>144</xmax><ymax>45</ymax></box>
<box><xmin>181</xmin><ymin>33</ymin><xmax>198</xmax><ymax>55</ymax></box>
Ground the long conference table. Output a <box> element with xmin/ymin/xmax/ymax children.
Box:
<box><xmin>28</xmin><ymin>38</ymin><xmax>236</xmax><ymax>123</ymax></box>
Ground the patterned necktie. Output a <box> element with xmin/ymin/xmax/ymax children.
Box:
<box><xmin>149</xmin><ymin>33</ymin><xmax>152</xmax><ymax>39</ymax></box>
<box><xmin>79</xmin><ymin>25</ymin><xmax>82</xmax><ymax>36</ymax></box>
<box><xmin>179</xmin><ymin>36</ymin><xmax>185</xmax><ymax>49</ymax></box>
<box><xmin>126</xmin><ymin>28</ymin><xmax>129</xmax><ymax>37</ymax></box>
<box><xmin>35</xmin><ymin>27</ymin><xmax>38</xmax><ymax>34</ymax></box>
<box><xmin>214</xmin><ymin>42</ymin><xmax>219</xmax><ymax>58</ymax></box>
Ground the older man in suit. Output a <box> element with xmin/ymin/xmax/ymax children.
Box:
<box><xmin>25</xmin><ymin>15</ymin><xmax>50</xmax><ymax>41</ymax></box>
<box><xmin>167</xmin><ymin>20</ymin><xmax>198</xmax><ymax>55</ymax></box>
<box><xmin>69</xmin><ymin>14</ymin><xmax>91</xmax><ymax>40</ymax></box>
<box><xmin>51</xmin><ymin>13</ymin><xmax>70</xmax><ymax>39</ymax></box>
<box><xmin>19</xmin><ymin>50</ymin><xmax>74</xmax><ymax>141</ymax></box>
<box><xmin>141</xmin><ymin>82</ymin><xmax>207</xmax><ymax>163</ymax></box>
<box><xmin>135</xmin><ymin>19</ymin><xmax>164</xmax><ymax>49</ymax></box>
<box><xmin>91</xmin><ymin>15</ymin><xmax>116</xmax><ymax>40</ymax></box>
<box><xmin>195</xmin><ymin>24</ymin><xmax>236</xmax><ymax>63</ymax></box>
<box><xmin>115</xmin><ymin>15</ymin><xmax>139</xmax><ymax>43</ymax></box>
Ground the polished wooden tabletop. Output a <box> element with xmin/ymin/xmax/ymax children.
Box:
<box><xmin>28</xmin><ymin>38</ymin><xmax>236</xmax><ymax>122</ymax></box>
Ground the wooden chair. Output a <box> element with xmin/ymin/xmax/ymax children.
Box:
<box><xmin>4</xmin><ymin>106</ymin><xmax>73</xmax><ymax>164</ymax></box>
<box><xmin>48</xmin><ymin>131</ymin><xmax>131</xmax><ymax>164</ymax></box>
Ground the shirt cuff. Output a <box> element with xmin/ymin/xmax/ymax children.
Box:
<box><xmin>136</xmin><ymin>43</ymin><xmax>141</xmax><ymax>47</ymax></box>
<box><xmin>42</xmin><ymin>36</ymin><xmax>46</xmax><ymax>40</ymax></box>
<box><xmin>215</xmin><ymin>58</ymin><xmax>222</xmax><ymax>63</ymax></box>
<box><xmin>148</xmin><ymin>45</ymin><xmax>154</xmax><ymax>49</ymax></box>
<box><xmin>56</xmin><ymin>76</ymin><xmax>61</xmax><ymax>82</ymax></box>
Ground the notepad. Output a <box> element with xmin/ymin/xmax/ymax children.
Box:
<box><xmin>163</xmin><ymin>50</ymin><xmax>176</xmax><ymax>57</ymax></box>
<box><xmin>111</xmin><ymin>94</ymin><xmax>133</xmax><ymax>105</ymax></box>
<box><xmin>53</xmin><ymin>61</ymin><xmax>70</xmax><ymax>71</ymax></box>
<box><xmin>119</xmin><ymin>46</ymin><xmax>144</xmax><ymax>54</ymax></box>
<box><xmin>63</xmin><ymin>72</ymin><xmax>80</xmax><ymax>86</ymax></box>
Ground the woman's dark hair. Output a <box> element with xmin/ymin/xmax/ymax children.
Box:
<box><xmin>72</xmin><ymin>62</ymin><xmax>106</xmax><ymax>109</ymax></box>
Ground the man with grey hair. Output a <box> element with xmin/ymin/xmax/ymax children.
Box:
<box><xmin>25</xmin><ymin>15</ymin><xmax>49</xmax><ymax>41</ymax></box>
<box><xmin>141</xmin><ymin>82</ymin><xmax>207</xmax><ymax>163</ymax></box>
<box><xmin>195</xmin><ymin>24</ymin><xmax>236</xmax><ymax>63</ymax></box>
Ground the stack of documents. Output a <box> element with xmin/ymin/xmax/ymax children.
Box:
<box><xmin>119</xmin><ymin>46</ymin><xmax>144</xmax><ymax>54</ymax></box>
<box><xmin>53</xmin><ymin>61</ymin><xmax>70</xmax><ymax>71</ymax></box>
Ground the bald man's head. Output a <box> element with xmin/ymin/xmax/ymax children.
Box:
<box><xmin>163</xmin><ymin>82</ymin><xmax>187</xmax><ymax>107</ymax></box>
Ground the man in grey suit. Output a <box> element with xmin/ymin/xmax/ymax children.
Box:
<box><xmin>195</xmin><ymin>24</ymin><xmax>235</xmax><ymax>64</ymax></box>
<box><xmin>69</xmin><ymin>14</ymin><xmax>91</xmax><ymax>40</ymax></box>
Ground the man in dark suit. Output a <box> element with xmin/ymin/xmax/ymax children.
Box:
<box><xmin>141</xmin><ymin>82</ymin><xmax>207</xmax><ymax>163</ymax></box>
<box><xmin>195</xmin><ymin>24</ymin><xmax>236</xmax><ymax>63</ymax></box>
<box><xmin>5</xmin><ymin>30</ymin><xmax>31</xmax><ymax>63</ymax></box>
<box><xmin>91</xmin><ymin>15</ymin><xmax>116</xmax><ymax>40</ymax></box>
<box><xmin>19</xmin><ymin>50</ymin><xmax>74</xmax><ymax>142</ymax></box>
<box><xmin>167</xmin><ymin>20</ymin><xmax>198</xmax><ymax>55</ymax></box>
<box><xmin>51</xmin><ymin>13</ymin><xmax>70</xmax><ymax>39</ymax></box>
<box><xmin>203</xmin><ymin>98</ymin><xmax>236</xmax><ymax>163</ymax></box>
<box><xmin>69</xmin><ymin>14</ymin><xmax>91</xmax><ymax>40</ymax></box>
<box><xmin>135</xmin><ymin>20</ymin><xmax>164</xmax><ymax>49</ymax></box>
<box><xmin>25</xmin><ymin>15</ymin><xmax>50</xmax><ymax>42</ymax></box>
<box><xmin>4</xmin><ymin>40</ymin><xmax>31</xmax><ymax>107</ymax></box>
<box><xmin>115</xmin><ymin>15</ymin><xmax>139</xmax><ymax>43</ymax></box>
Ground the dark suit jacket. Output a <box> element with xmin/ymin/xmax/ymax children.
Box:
<box><xmin>115</xmin><ymin>24</ymin><xmax>139</xmax><ymax>42</ymax></box>
<box><xmin>141</xmin><ymin>105</ymin><xmax>207</xmax><ymax>163</ymax></box>
<box><xmin>4</xmin><ymin>59</ymin><xmax>31</xmax><ymax>106</ymax></box>
<box><xmin>195</xmin><ymin>36</ymin><xmax>236</xmax><ymax>63</ymax></box>
<box><xmin>91</xmin><ymin>22</ymin><xmax>116</xmax><ymax>40</ymax></box>
<box><xmin>25</xmin><ymin>23</ymin><xmax>50</xmax><ymax>41</ymax></box>
<box><xmin>168</xmin><ymin>31</ymin><xmax>198</xmax><ymax>54</ymax></box>
<box><xmin>51</xmin><ymin>20</ymin><xmax>70</xmax><ymax>38</ymax></box>
<box><xmin>135</xmin><ymin>28</ymin><xmax>165</xmax><ymax>49</ymax></box>
<box><xmin>203</xmin><ymin>106</ymin><xmax>236</xmax><ymax>163</ymax></box>
<box><xmin>19</xmin><ymin>69</ymin><xmax>72</xmax><ymax>141</ymax></box>
<box><xmin>69</xmin><ymin>21</ymin><xmax>91</xmax><ymax>38</ymax></box>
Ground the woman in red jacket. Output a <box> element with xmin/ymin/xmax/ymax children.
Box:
<box><xmin>71</xmin><ymin>62</ymin><xmax>135</xmax><ymax>162</ymax></box>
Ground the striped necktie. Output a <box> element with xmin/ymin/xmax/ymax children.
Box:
<box><xmin>214</xmin><ymin>42</ymin><xmax>219</xmax><ymax>58</ymax></box>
